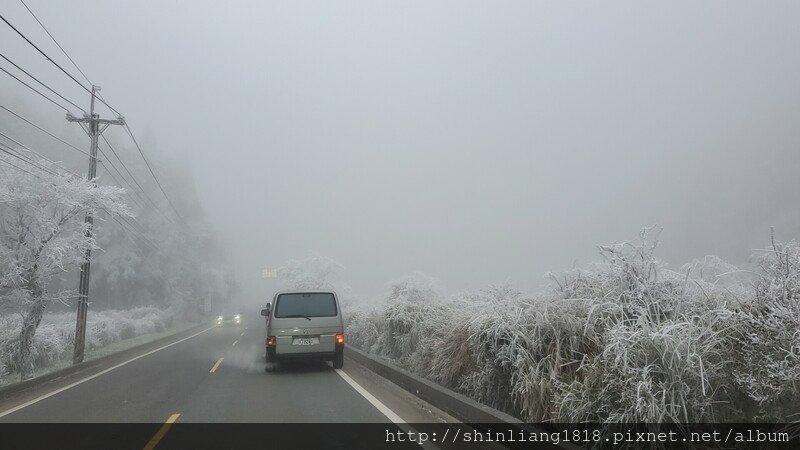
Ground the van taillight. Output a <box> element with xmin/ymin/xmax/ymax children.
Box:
<box><xmin>266</xmin><ymin>336</ymin><xmax>276</xmax><ymax>347</ymax></box>
<box><xmin>335</xmin><ymin>333</ymin><xmax>345</xmax><ymax>345</ymax></box>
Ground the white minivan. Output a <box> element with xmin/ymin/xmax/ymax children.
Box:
<box><xmin>261</xmin><ymin>291</ymin><xmax>345</xmax><ymax>370</ymax></box>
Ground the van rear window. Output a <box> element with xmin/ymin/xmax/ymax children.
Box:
<box><xmin>274</xmin><ymin>293</ymin><xmax>337</xmax><ymax>318</ymax></box>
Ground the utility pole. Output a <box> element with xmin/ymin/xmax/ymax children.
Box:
<box><xmin>67</xmin><ymin>85</ymin><xmax>125</xmax><ymax>364</ymax></box>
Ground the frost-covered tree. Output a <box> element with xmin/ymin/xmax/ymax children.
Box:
<box><xmin>86</xmin><ymin>154</ymin><xmax>238</xmax><ymax>319</ymax></box>
<box><xmin>0</xmin><ymin>161</ymin><xmax>130</xmax><ymax>379</ymax></box>
<box><xmin>277</xmin><ymin>255</ymin><xmax>352</xmax><ymax>297</ymax></box>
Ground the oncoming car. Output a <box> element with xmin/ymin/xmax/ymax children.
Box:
<box><xmin>261</xmin><ymin>291</ymin><xmax>344</xmax><ymax>370</ymax></box>
<box><xmin>217</xmin><ymin>313</ymin><xmax>242</xmax><ymax>326</ymax></box>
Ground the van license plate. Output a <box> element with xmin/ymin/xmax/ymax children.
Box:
<box><xmin>292</xmin><ymin>337</ymin><xmax>319</xmax><ymax>346</ymax></box>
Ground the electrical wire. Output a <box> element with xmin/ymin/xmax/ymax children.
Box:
<box><xmin>18</xmin><ymin>0</ymin><xmax>93</xmax><ymax>86</ymax></box>
<box><xmin>0</xmin><ymin>155</ymin><xmax>42</xmax><ymax>178</ymax></box>
<box><xmin>0</xmin><ymin>103</ymin><xmax>90</xmax><ymax>157</ymax></box>
<box><xmin>1</xmin><ymin>10</ymin><xmax>183</xmax><ymax>224</ymax></box>
<box><xmin>123</xmin><ymin>124</ymin><xmax>184</xmax><ymax>222</ymax></box>
<box><xmin>0</xmin><ymin>130</ymin><xmax>80</xmax><ymax>177</ymax></box>
<box><xmin>0</xmin><ymin>65</ymin><xmax>73</xmax><ymax>113</ymax></box>
<box><xmin>0</xmin><ymin>142</ymin><xmax>58</xmax><ymax>176</ymax></box>
<box><xmin>100</xmin><ymin>136</ymin><xmax>178</xmax><ymax>226</ymax></box>
<box><xmin>0</xmin><ymin>12</ymin><xmax>121</xmax><ymax>116</ymax></box>
<box><xmin>0</xmin><ymin>103</ymin><xmax>172</xmax><ymax>223</ymax></box>
<box><xmin>0</xmin><ymin>51</ymin><xmax>86</xmax><ymax>113</ymax></box>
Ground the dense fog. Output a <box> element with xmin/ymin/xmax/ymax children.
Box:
<box><xmin>2</xmin><ymin>0</ymin><xmax>800</xmax><ymax>425</ymax></box>
<box><xmin>2</xmin><ymin>0</ymin><xmax>798</xmax><ymax>301</ymax></box>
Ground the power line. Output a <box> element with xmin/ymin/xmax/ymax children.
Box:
<box><xmin>0</xmin><ymin>129</ymin><xmax>146</xmax><ymax>223</ymax></box>
<box><xmin>0</xmin><ymin>103</ymin><xmax>134</xmax><ymax>190</ymax></box>
<box><xmin>94</xmin><ymin>145</ymin><xmax>147</xmax><ymax>209</ymax></box>
<box><xmin>111</xmin><ymin>215</ymin><xmax>164</xmax><ymax>255</ymax></box>
<box><xmin>0</xmin><ymin>142</ymin><xmax>62</xmax><ymax>177</ymax></box>
<box><xmin>89</xmin><ymin>149</ymin><xmax>147</xmax><ymax>210</ymax></box>
<box><xmin>0</xmin><ymin>140</ymin><xmax>54</xmax><ymax>174</ymax></box>
<box><xmin>0</xmin><ymin>65</ymin><xmax>73</xmax><ymax>113</ymax></box>
<box><xmin>100</xmin><ymin>209</ymin><xmax>193</xmax><ymax>265</ymax></box>
<box><xmin>0</xmin><ymin>12</ymin><xmax>121</xmax><ymax>116</ymax></box>
<box><xmin>1</xmin><ymin>8</ymin><xmax>182</xmax><ymax>224</ymax></box>
<box><xmin>0</xmin><ymin>103</ymin><xmax>90</xmax><ymax>157</ymax></box>
<box><xmin>0</xmin><ymin>155</ymin><xmax>42</xmax><ymax>178</ymax></box>
<box><xmin>112</xmin><ymin>216</ymin><xmax>197</xmax><ymax>266</ymax></box>
<box><xmin>100</xmin><ymin>136</ymin><xmax>177</xmax><ymax>226</ymax></box>
<box><xmin>123</xmin><ymin>123</ymin><xmax>184</xmax><ymax>222</ymax></box>
<box><xmin>3</xmin><ymin>7</ymin><xmax>150</xmax><ymax>214</ymax></box>
<box><xmin>0</xmin><ymin>142</ymin><xmax>58</xmax><ymax>176</ymax></box>
<box><xmin>99</xmin><ymin>136</ymin><xmax>146</xmax><ymax>196</ymax></box>
<box><xmin>0</xmin><ymin>51</ymin><xmax>87</xmax><ymax>113</ymax></box>
<box><xmin>0</xmin><ymin>156</ymin><xmax>178</xmax><ymax>264</ymax></box>
<box><xmin>0</xmin><ymin>100</ymin><xmax>139</xmax><ymax>201</ymax></box>
<box><xmin>18</xmin><ymin>0</ymin><xmax>93</xmax><ymax>86</ymax></box>
<box><xmin>1</xmin><ymin>150</ymin><xmax>147</xmax><ymax>241</ymax></box>
<box><xmin>3</xmin><ymin>6</ymin><xmax>193</xmax><ymax>365</ymax></box>
<box><xmin>0</xmin><ymin>103</ymin><xmax>161</xmax><ymax>223</ymax></box>
<box><xmin>0</xmin><ymin>142</ymin><xmax>44</xmax><ymax>172</ymax></box>
<box><xmin>0</xmin><ymin>129</ymin><xmax>80</xmax><ymax>177</ymax></box>
<box><xmin>16</xmin><ymin>0</ymin><xmax>116</xmax><ymax>118</ymax></box>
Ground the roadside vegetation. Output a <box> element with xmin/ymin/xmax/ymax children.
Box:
<box><xmin>280</xmin><ymin>229</ymin><xmax>800</xmax><ymax>423</ymax></box>
<box><xmin>0</xmin><ymin>306</ymin><xmax>176</xmax><ymax>381</ymax></box>
<box><xmin>0</xmin><ymin>145</ymin><xmax>236</xmax><ymax>381</ymax></box>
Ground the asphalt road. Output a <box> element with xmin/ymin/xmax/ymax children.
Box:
<box><xmin>0</xmin><ymin>319</ymin><xmax>452</xmax><ymax>424</ymax></box>
<box><xmin>0</xmin><ymin>318</ymin><xmax>463</xmax><ymax>449</ymax></box>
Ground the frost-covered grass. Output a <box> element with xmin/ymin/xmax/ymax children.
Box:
<box><xmin>0</xmin><ymin>306</ymin><xmax>176</xmax><ymax>380</ymax></box>
<box><xmin>345</xmin><ymin>230</ymin><xmax>800</xmax><ymax>423</ymax></box>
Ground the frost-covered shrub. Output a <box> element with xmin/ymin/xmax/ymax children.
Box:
<box><xmin>346</xmin><ymin>307</ymin><xmax>384</xmax><ymax>354</ymax></box>
<box><xmin>0</xmin><ymin>306</ymin><xmax>177</xmax><ymax>378</ymax></box>
<box><xmin>346</xmin><ymin>229</ymin><xmax>800</xmax><ymax>423</ymax></box>
<box><xmin>27</xmin><ymin>322</ymin><xmax>71</xmax><ymax>369</ymax></box>
<box><xmin>0</xmin><ymin>315</ymin><xmax>20</xmax><ymax>375</ymax></box>
<box><xmin>375</xmin><ymin>274</ymin><xmax>444</xmax><ymax>362</ymax></box>
<box><xmin>542</xmin><ymin>230</ymin><xmax>735</xmax><ymax>423</ymax></box>
<box><xmin>119</xmin><ymin>321</ymin><xmax>137</xmax><ymax>340</ymax></box>
<box><xmin>723</xmin><ymin>236</ymin><xmax>800</xmax><ymax>421</ymax></box>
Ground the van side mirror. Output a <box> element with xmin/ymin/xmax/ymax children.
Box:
<box><xmin>261</xmin><ymin>303</ymin><xmax>271</xmax><ymax>316</ymax></box>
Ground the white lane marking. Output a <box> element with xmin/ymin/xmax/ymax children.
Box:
<box><xmin>0</xmin><ymin>327</ymin><xmax>215</xmax><ymax>419</ymax></box>
<box><xmin>334</xmin><ymin>368</ymin><xmax>404</xmax><ymax>424</ymax></box>
<box><xmin>232</xmin><ymin>340</ymin><xmax>238</xmax><ymax>347</ymax></box>
<box><xmin>335</xmin><ymin>367</ymin><xmax>439</xmax><ymax>450</ymax></box>
<box><xmin>240</xmin><ymin>332</ymin><xmax>245</xmax><ymax>337</ymax></box>
<box><xmin>210</xmin><ymin>357</ymin><xmax>224</xmax><ymax>373</ymax></box>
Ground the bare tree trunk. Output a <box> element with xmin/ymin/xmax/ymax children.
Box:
<box><xmin>17</xmin><ymin>273</ymin><xmax>45</xmax><ymax>380</ymax></box>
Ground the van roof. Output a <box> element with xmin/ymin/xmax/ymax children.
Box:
<box><xmin>272</xmin><ymin>290</ymin><xmax>338</xmax><ymax>298</ymax></box>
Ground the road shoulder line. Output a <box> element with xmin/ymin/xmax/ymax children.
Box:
<box><xmin>0</xmin><ymin>326</ymin><xmax>214</xmax><ymax>419</ymax></box>
<box><xmin>334</xmin><ymin>368</ymin><xmax>404</xmax><ymax>424</ymax></box>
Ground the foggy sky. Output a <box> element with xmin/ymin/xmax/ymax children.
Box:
<box><xmin>2</xmin><ymin>1</ymin><xmax>799</xmax><ymax>300</ymax></box>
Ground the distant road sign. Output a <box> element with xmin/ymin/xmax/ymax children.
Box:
<box><xmin>261</xmin><ymin>268</ymin><xmax>277</xmax><ymax>279</ymax></box>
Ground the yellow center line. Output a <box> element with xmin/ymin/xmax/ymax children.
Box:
<box><xmin>209</xmin><ymin>357</ymin><xmax>224</xmax><ymax>373</ymax></box>
<box><xmin>232</xmin><ymin>340</ymin><xmax>238</xmax><ymax>347</ymax></box>
<box><xmin>143</xmin><ymin>413</ymin><xmax>180</xmax><ymax>450</ymax></box>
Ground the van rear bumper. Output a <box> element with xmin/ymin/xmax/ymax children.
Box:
<box><xmin>267</xmin><ymin>344</ymin><xmax>343</xmax><ymax>362</ymax></box>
